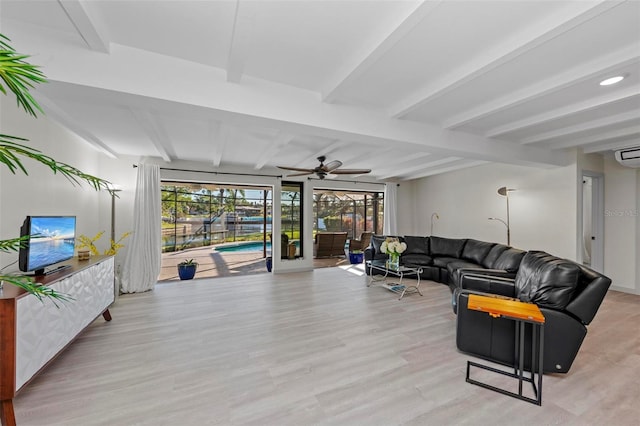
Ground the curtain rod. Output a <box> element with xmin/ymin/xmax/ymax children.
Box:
<box><xmin>133</xmin><ymin>164</ymin><xmax>282</xmax><ymax>179</ymax></box>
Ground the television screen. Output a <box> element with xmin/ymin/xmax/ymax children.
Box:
<box><xmin>18</xmin><ymin>216</ymin><xmax>76</xmax><ymax>275</ymax></box>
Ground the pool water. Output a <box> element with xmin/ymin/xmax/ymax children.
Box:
<box><xmin>215</xmin><ymin>241</ymin><xmax>300</xmax><ymax>253</ymax></box>
<box><xmin>215</xmin><ymin>242</ymin><xmax>271</xmax><ymax>252</ymax></box>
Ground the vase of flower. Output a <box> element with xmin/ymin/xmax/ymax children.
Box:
<box><xmin>381</xmin><ymin>237</ymin><xmax>406</xmax><ymax>270</ymax></box>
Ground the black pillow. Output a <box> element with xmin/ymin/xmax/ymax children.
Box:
<box><xmin>403</xmin><ymin>236</ymin><xmax>430</xmax><ymax>255</ymax></box>
<box><xmin>429</xmin><ymin>236</ymin><xmax>466</xmax><ymax>258</ymax></box>
<box><xmin>370</xmin><ymin>235</ymin><xmax>388</xmax><ymax>260</ymax></box>
<box><xmin>461</xmin><ymin>239</ymin><xmax>495</xmax><ymax>265</ymax></box>
<box><xmin>493</xmin><ymin>248</ymin><xmax>526</xmax><ymax>272</ymax></box>
<box><xmin>515</xmin><ymin>251</ymin><xmax>581</xmax><ymax>309</ymax></box>
<box><xmin>482</xmin><ymin>244</ymin><xmax>509</xmax><ymax>268</ymax></box>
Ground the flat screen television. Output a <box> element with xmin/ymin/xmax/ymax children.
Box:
<box><xmin>18</xmin><ymin>216</ymin><xmax>76</xmax><ymax>276</ymax></box>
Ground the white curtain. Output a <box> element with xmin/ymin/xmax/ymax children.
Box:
<box><xmin>120</xmin><ymin>164</ymin><xmax>161</xmax><ymax>293</ymax></box>
<box><xmin>383</xmin><ymin>183</ymin><xmax>398</xmax><ymax>235</ymax></box>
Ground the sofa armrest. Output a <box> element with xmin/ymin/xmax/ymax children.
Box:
<box><xmin>458</xmin><ymin>268</ymin><xmax>517</xmax><ymax>279</ymax></box>
<box><xmin>459</xmin><ymin>271</ymin><xmax>517</xmax><ymax>297</ymax></box>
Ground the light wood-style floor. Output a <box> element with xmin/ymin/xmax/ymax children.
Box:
<box><xmin>14</xmin><ymin>266</ymin><xmax>640</xmax><ymax>425</ymax></box>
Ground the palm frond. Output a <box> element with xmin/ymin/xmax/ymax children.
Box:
<box><xmin>0</xmin><ymin>235</ymin><xmax>29</xmax><ymax>253</ymax></box>
<box><xmin>0</xmin><ymin>135</ymin><xmax>114</xmax><ymax>193</ymax></box>
<box><xmin>0</xmin><ymin>275</ymin><xmax>74</xmax><ymax>307</ymax></box>
<box><xmin>0</xmin><ymin>34</ymin><xmax>47</xmax><ymax>117</ymax></box>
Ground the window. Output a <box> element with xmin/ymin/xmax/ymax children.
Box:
<box><xmin>313</xmin><ymin>190</ymin><xmax>383</xmax><ymax>238</ymax></box>
<box><xmin>161</xmin><ymin>182</ymin><xmax>272</xmax><ymax>252</ymax></box>
<box><xmin>281</xmin><ymin>181</ymin><xmax>303</xmax><ymax>258</ymax></box>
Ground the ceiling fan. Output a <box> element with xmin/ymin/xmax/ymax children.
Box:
<box><xmin>277</xmin><ymin>156</ymin><xmax>371</xmax><ymax>180</ymax></box>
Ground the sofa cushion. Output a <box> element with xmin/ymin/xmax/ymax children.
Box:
<box><xmin>401</xmin><ymin>253</ymin><xmax>432</xmax><ymax>267</ymax></box>
<box><xmin>430</xmin><ymin>236</ymin><xmax>466</xmax><ymax>258</ymax></box>
<box><xmin>370</xmin><ymin>235</ymin><xmax>388</xmax><ymax>260</ymax></box>
<box><xmin>481</xmin><ymin>244</ymin><xmax>509</xmax><ymax>268</ymax></box>
<box><xmin>515</xmin><ymin>251</ymin><xmax>581</xmax><ymax>309</ymax></box>
<box><xmin>461</xmin><ymin>239</ymin><xmax>495</xmax><ymax>265</ymax></box>
<box><xmin>403</xmin><ymin>236</ymin><xmax>430</xmax><ymax>256</ymax></box>
<box><xmin>432</xmin><ymin>256</ymin><xmax>461</xmax><ymax>268</ymax></box>
<box><xmin>492</xmin><ymin>248</ymin><xmax>526</xmax><ymax>272</ymax></box>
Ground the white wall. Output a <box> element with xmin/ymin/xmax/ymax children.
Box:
<box><xmin>0</xmin><ymin>95</ymin><xmax>142</xmax><ymax>277</ymax></box>
<box><xmin>0</xmin><ymin>96</ymin><xmax>108</xmax><ymax>272</ymax></box>
<box><xmin>603</xmin><ymin>156</ymin><xmax>639</xmax><ymax>294</ymax></box>
<box><xmin>402</xmin><ymin>162</ymin><xmax>579</xmax><ymax>260</ymax></box>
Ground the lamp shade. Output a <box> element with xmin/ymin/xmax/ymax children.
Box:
<box><xmin>497</xmin><ymin>187</ymin><xmax>515</xmax><ymax>196</ymax></box>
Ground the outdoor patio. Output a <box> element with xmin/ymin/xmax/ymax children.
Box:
<box><xmin>159</xmin><ymin>245</ymin><xmax>351</xmax><ymax>282</ymax></box>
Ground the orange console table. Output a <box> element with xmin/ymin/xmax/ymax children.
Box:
<box><xmin>465</xmin><ymin>293</ymin><xmax>545</xmax><ymax>405</ymax></box>
<box><xmin>0</xmin><ymin>256</ymin><xmax>114</xmax><ymax>425</ymax></box>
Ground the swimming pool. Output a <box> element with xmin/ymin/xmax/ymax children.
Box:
<box><xmin>215</xmin><ymin>240</ymin><xmax>299</xmax><ymax>253</ymax></box>
<box><xmin>215</xmin><ymin>241</ymin><xmax>271</xmax><ymax>253</ymax></box>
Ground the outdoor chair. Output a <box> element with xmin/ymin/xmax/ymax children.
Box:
<box><xmin>349</xmin><ymin>231</ymin><xmax>373</xmax><ymax>252</ymax></box>
<box><xmin>314</xmin><ymin>232</ymin><xmax>348</xmax><ymax>258</ymax></box>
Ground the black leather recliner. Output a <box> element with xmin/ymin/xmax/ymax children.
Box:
<box><xmin>455</xmin><ymin>251</ymin><xmax>611</xmax><ymax>373</ymax></box>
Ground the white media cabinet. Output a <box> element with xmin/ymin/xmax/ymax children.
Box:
<box><xmin>0</xmin><ymin>256</ymin><xmax>114</xmax><ymax>426</ymax></box>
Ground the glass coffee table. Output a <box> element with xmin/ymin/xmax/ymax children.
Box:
<box><xmin>366</xmin><ymin>259</ymin><xmax>423</xmax><ymax>300</ymax></box>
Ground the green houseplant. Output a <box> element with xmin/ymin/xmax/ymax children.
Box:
<box><xmin>177</xmin><ymin>259</ymin><xmax>198</xmax><ymax>280</ymax></box>
<box><xmin>0</xmin><ymin>34</ymin><xmax>113</xmax><ymax>302</ymax></box>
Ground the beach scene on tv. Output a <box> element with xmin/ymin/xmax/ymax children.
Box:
<box><xmin>27</xmin><ymin>217</ymin><xmax>76</xmax><ymax>270</ymax></box>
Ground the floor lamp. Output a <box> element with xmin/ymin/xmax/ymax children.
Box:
<box><xmin>430</xmin><ymin>212</ymin><xmax>439</xmax><ymax>235</ymax></box>
<box><xmin>489</xmin><ymin>186</ymin><xmax>515</xmax><ymax>246</ymax></box>
<box><xmin>109</xmin><ymin>185</ymin><xmax>122</xmax><ymax>245</ymax></box>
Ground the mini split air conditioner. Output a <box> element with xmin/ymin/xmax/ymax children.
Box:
<box><xmin>615</xmin><ymin>147</ymin><xmax>640</xmax><ymax>168</ymax></box>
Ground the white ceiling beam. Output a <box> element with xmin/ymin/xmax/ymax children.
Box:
<box><xmin>341</xmin><ymin>147</ymin><xmax>398</xmax><ymax>167</ymax></box>
<box><xmin>402</xmin><ymin>160</ymin><xmax>488</xmax><ymax>180</ymax></box>
<box><xmin>443</xmin><ymin>46</ymin><xmax>640</xmax><ymax>130</ymax></box>
<box><xmin>321</xmin><ymin>0</ymin><xmax>441</xmax><ymax>103</ymax></box>
<box><xmin>226</xmin><ymin>0</ymin><xmax>254</xmax><ymax>83</ymax></box>
<box><xmin>33</xmin><ymin>91</ymin><xmax>117</xmax><ymax>158</ymax></box>
<box><xmin>389</xmin><ymin>0</ymin><xmax>621</xmax><ymax>118</ymax></box>
<box><xmin>521</xmin><ymin>110</ymin><xmax>640</xmax><ymax>145</ymax></box>
<box><xmin>254</xmin><ymin>132</ymin><xmax>295</xmax><ymax>169</ymax></box>
<box><xmin>545</xmin><ymin>125</ymin><xmax>640</xmax><ymax>150</ymax></box>
<box><xmin>487</xmin><ymin>85</ymin><xmax>640</xmax><ymax>138</ymax></box>
<box><xmin>129</xmin><ymin>108</ymin><xmax>173</xmax><ymax>162</ymax></box>
<box><xmin>13</xmin><ymin>31</ymin><xmax>569</xmax><ymax>168</ymax></box>
<box><xmin>583</xmin><ymin>139</ymin><xmax>640</xmax><ymax>154</ymax></box>
<box><xmin>57</xmin><ymin>0</ymin><xmax>109</xmax><ymax>53</ymax></box>
<box><xmin>299</xmin><ymin>140</ymin><xmax>344</xmax><ymax>166</ymax></box>
<box><xmin>211</xmin><ymin>123</ymin><xmax>231</xmax><ymax>167</ymax></box>
<box><xmin>377</xmin><ymin>156</ymin><xmax>456</xmax><ymax>180</ymax></box>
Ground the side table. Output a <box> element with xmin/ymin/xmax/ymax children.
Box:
<box><xmin>464</xmin><ymin>293</ymin><xmax>545</xmax><ymax>406</ymax></box>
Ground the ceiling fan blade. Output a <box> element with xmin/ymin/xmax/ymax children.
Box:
<box><xmin>284</xmin><ymin>171</ymin><xmax>314</xmax><ymax>177</ymax></box>
<box><xmin>277</xmin><ymin>166</ymin><xmax>315</xmax><ymax>172</ymax></box>
<box><xmin>323</xmin><ymin>160</ymin><xmax>342</xmax><ymax>172</ymax></box>
<box><xmin>329</xmin><ymin>168</ymin><xmax>372</xmax><ymax>175</ymax></box>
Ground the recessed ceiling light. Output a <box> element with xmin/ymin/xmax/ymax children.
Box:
<box><xmin>600</xmin><ymin>75</ymin><xmax>624</xmax><ymax>86</ymax></box>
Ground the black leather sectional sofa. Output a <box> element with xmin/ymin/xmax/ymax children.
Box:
<box><xmin>364</xmin><ymin>234</ymin><xmax>612</xmax><ymax>374</ymax></box>
<box><xmin>365</xmin><ymin>235</ymin><xmax>526</xmax><ymax>288</ymax></box>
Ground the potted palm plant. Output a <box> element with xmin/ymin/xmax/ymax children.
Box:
<box><xmin>0</xmin><ymin>33</ymin><xmax>113</xmax><ymax>302</ymax></box>
<box><xmin>177</xmin><ymin>259</ymin><xmax>198</xmax><ymax>280</ymax></box>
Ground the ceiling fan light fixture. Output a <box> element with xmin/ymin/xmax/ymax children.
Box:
<box><xmin>599</xmin><ymin>75</ymin><xmax>624</xmax><ymax>86</ymax></box>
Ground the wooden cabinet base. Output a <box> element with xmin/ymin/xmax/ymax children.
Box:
<box><xmin>1</xmin><ymin>400</ymin><xmax>15</xmax><ymax>426</ymax></box>
<box><xmin>0</xmin><ymin>257</ymin><xmax>114</xmax><ymax>425</ymax></box>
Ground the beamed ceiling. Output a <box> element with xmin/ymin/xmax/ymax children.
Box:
<box><xmin>2</xmin><ymin>0</ymin><xmax>639</xmax><ymax>181</ymax></box>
